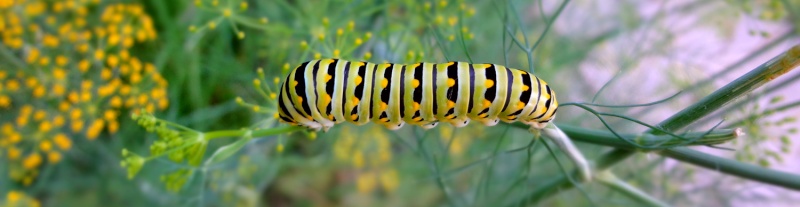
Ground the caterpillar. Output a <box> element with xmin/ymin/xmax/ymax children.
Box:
<box><xmin>277</xmin><ymin>59</ymin><xmax>558</xmax><ymax>132</ymax></box>
<box><xmin>277</xmin><ymin>59</ymin><xmax>590</xmax><ymax>181</ymax></box>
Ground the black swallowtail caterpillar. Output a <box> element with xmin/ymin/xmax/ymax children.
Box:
<box><xmin>277</xmin><ymin>59</ymin><xmax>558</xmax><ymax>132</ymax></box>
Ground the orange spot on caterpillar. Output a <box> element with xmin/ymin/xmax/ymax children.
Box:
<box><xmin>354</xmin><ymin>76</ymin><xmax>363</xmax><ymax>85</ymax></box>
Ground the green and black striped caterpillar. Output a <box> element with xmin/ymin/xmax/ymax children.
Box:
<box><xmin>277</xmin><ymin>59</ymin><xmax>559</xmax><ymax>132</ymax></box>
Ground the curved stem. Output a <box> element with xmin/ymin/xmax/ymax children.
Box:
<box><xmin>517</xmin><ymin>45</ymin><xmax>800</xmax><ymax>204</ymax></box>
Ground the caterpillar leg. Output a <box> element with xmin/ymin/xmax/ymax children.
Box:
<box><xmin>535</xmin><ymin>124</ymin><xmax>592</xmax><ymax>182</ymax></box>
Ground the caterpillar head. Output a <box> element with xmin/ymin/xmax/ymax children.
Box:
<box><xmin>523</xmin><ymin>87</ymin><xmax>558</xmax><ymax>130</ymax></box>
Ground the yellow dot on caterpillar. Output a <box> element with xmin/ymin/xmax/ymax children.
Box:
<box><xmin>411</xmin><ymin>79</ymin><xmax>420</xmax><ymax>88</ymax></box>
<box><xmin>445</xmin><ymin>114</ymin><xmax>455</xmax><ymax>119</ymax></box>
<box><xmin>322</xmin><ymin>59</ymin><xmax>335</xmax><ymax>64</ymax></box>
<box><xmin>483</xmin><ymin>99</ymin><xmax>491</xmax><ymax>108</ymax></box>
<box><xmin>412</xmin><ymin>102</ymin><xmax>420</xmax><ymax>110</ymax></box>
<box><xmin>328</xmin><ymin>114</ymin><xmax>334</xmax><ymax>119</ymax></box>
<box><xmin>485</xmin><ymin>80</ymin><xmax>494</xmax><ymax>88</ymax></box>
<box><xmin>351</xmin><ymin>114</ymin><xmax>358</xmax><ymax>120</ymax></box>
<box><xmin>354</xmin><ymin>76</ymin><xmax>363</xmax><ymax>85</ymax></box>
<box><xmin>380</xmin><ymin>117</ymin><xmax>389</xmax><ymax>122</ymax></box>
<box><xmin>442</xmin><ymin>62</ymin><xmax>455</xmax><ymax>67</ymax></box>
<box><xmin>380</xmin><ymin>102</ymin><xmax>388</xmax><ymax>111</ymax></box>
<box><xmin>522</xmin><ymin>85</ymin><xmax>529</xmax><ymax>91</ymax></box>
<box><xmin>479</xmin><ymin>113</ymin><xmax>488</xmax><ymax>118</ymax></box>
<box><xmin>292</xmin><ymin>80</ymin><xmax>299</xmax><ymax>87</ymax></box>
<box><xmin>413</xmin><ymin>117</ymin><xmax>423</xmax><ymax>121</ymax></box>
<box><xmin>351</xmin><ymin>97</ymin><xmax>360</xmax><ymax>105</ymax></box>
<box><xmin>322</xmin><ymin>94</ymin><xmax>332</xmax><ymax>104</ymax></box>
<box><xmin>306</xmin><ymin>115</ymin><xmax>312</xmax><ymax>120</ymax></box>
<box><xmin>381</xmin><ymin>78</ymin><xmax>388</xmax><ymax>88</ymax></box>
<box><xmin>447</xmin><ymin>78</ymin><xmax>455</xmax><ymax>87</ymax></box>
<box><xmin>508</xmin><ymin>115</ymin><xmax>516</xmax><ymax>120</ymax></box>
<box><xmin>325</xmin><ymin>74</ymin><xmax>332</xmax><ymax>82</ymax></box>
<box><xmin>447</xmin><ymin>101</ymin><xmax>455</xmax><ymax>108</ymax></box>
<box><xmin>517</xmin><ymin>102</ymin><xmax>525</xmax><ymax>110</ymax></box>
<box><xmin>296</xmin><ymin>97</ymin><xmax>303</xmax><ymax>103</ymax></box>
<box><xmin>353</xmin><ymin>62</ymin><xmax>365</xmax><ymax>67</ymax></box>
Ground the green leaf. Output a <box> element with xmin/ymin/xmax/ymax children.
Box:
<box><xmin>204</xmin><ymin>135</ymin><xmax>253</xmax><ymax>166</ymax></box>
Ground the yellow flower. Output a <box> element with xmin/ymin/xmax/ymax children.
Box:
<box><xmin>103</xmin><ymin>110</ymin><xmax>117</xmax><ymax>121</ymax></box>
<box><xmin>71</xmin><ymin>120</ymin><xmax>84</xmax><ymax>133</ymax></box>
<box><xmin>108</xmin><ymin>120</ymin><xmax>119</xmax><ymax>133</ymax></box>
<box><xmin>8</xmin><ymin>133</ymin><xmax>21</xmax><ymax>144</ymax></box>
<box><xmin>7</xmin><ymin>147</ymin><xmax>21</xmax><ymax>160</ymax></box>
<box><xmin>80</xmin><ymin>92</ymin><xmax>91</xmax><ymax>102</ymax></box>
<box><xmin>6</xmin><ymin>80</ymin><xmax>20</xmax><ymax>91</ymax></box>
<box><xmin>56</xmin><ymin>56</ymin><xmax>69</xmax><ymax>66</ymax></box>
<box><xmin>51</xmin><ymin>84</ymin><xmax>66</xmax><ymax>96</ymax></box>
<box><xmin>40</xmin><ymin>140</ymin><xmax>53</xmax><ymax>152</ymax></box>
<box><xmin>110</xmin><ymin>96</ymin><xmax>122</xmax><ymax>108</ymax></box>
<box><xmin>38</xmin><ymin>56</ymin><xmax>50</xmax><ymax>66</ymax></box>
<box><xmin>25</xmin><ymin>77</ymin><xmax>38</xmax><ymax>87</ymax></box>
<box><xmin>0</xmin><ymin>95</ymin><xmax>10</xmax><ymax>108</ymax></box>
<box><xmin>107</xmin><ymin>55</ymin><xmax>119</xmax><ymax>67</ymax></box>
<box><xmin>23</xmin><ymin>153</ymin><xmax>43</xmax><ymax>169</ymax></box>
<box><xmin>78</xmin><ymin>59</ymin><xmax>91</xmax><ymax>72</ymax></box>
<box><xmin>43</xmin><ymin>34</ymin><xmax>60</xmax><ymax>47</ymax></box>
<box><xmin>356</xmin><ymin>171</ymin><xmax>376</xmax><ymax>193</ymax></box>
<box><xmin>54</xmin><ymin>133</ymin><xmax>72</xmax><ymax>150</ymax></box>
<box><xmin>48</xmin><ymin>151</ymin><xmax>62</xmax><ymax>163</ymax></box>
<box><xmin>53</xmin><ymin>68</ymin><xmax>67</xmax><ymax>80</ymax></box>
<box><xmin>77</xmin><ymin>43</ymin><xmax>89</xmax><ymax>53</ymax></box>
<box><xmin>86</xmin><ymin>119</ymin><xmax>105</xmax><ymax>140</ymax></box>
<box><xmin>94</xmin><ymin>50</ymin><xmax>105</xmax><ymax>60</ymax></box>
<box><xmin>53</xmin><ymin>115</ymin><xmax>65</xmax><ymax>127</ymax></box>
<box><xmin>38</xmin><ymin>121</ymin><xmax>52</xmax><ymax>133</ymax></box>
<box><xmin>380</xmin><ymin>169</ymin><xmax>399</xmax><ymax>192</ymax></box>
<box><xmin>33</xmin><ymin>85</ymin><xmax>46</xmax><ymax>98</ymax></box>
<box><xmin>352</xmin><ymin>151</ymin><xmax>365</xmax><ymax>168</ymax></box>
<box><xmin>6</xmin><ymin>191</ymin><xmax>22</xmax><ymax>203</ymax></box>
<box><xmin>26</xmin><ymin>48</ymin><xmax>40</xmax><ymax>63</ymax></box>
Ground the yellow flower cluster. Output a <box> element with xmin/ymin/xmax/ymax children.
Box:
<box><xmin>426</xmin><ymin>1</ymin><xmax>477</xmax><ymax>42</ymax></box>
<box><xmin>299</xmin><ymin>18</ymin><xmax>373</xmax><ymax>61</ymax></box>
<box><xmin>0</xmin><ymin>0</ymin><xmax>167</xmax><ymax>186</ymax></box>
<box><xmin>332</xmin><ymin>126</ymin><xmax>399</xmax><ymax>193</ymax></box>
<box><xmin>2</xmin><ymin>190</ymin><xmax>40</xmax><ymax>207</ymax></box>
<box><xmin>439</xmin><ymin>124</ymin><xmax>484</xmax><ymax>157</ymax></box>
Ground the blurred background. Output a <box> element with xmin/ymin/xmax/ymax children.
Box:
<box><xmin>1</xmin><ymin>0</ymin><xmax>799</xmax><ymax>206</ymax></box>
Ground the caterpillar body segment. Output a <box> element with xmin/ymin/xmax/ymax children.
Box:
<box><xmin>277</xmin><ymin>59</ymin><xmax>559</xmax><ymax>132</ymax></box>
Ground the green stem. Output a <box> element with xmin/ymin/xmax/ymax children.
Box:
<box><xmin>517</xmin><ymin>123</ymin><xmax>741</xmax><ymax>150</ymax></box>
<box><xmin>204</xmin><ymin>125</ymin><xmax>304</xmax><ymax>140</ymax></box>
<box><xmin>595</xmin><ymin>171</ymin><xmax>669</xmax><ymax>207</ymax></box>
<box><xmin>655</xmin><ymin>45</ymin><xmax>800</xmax><ymax>133</ymax></box>
<box><xmin>660</xmin><ymin>147</ymin><xmax>800</xmax><ymax>189</ymax></box>
<box><xmin>518</xmin><ymin>45</ymin><xmax>800</xmax><ymax>204</ymax></box>
<box><xmin>0</xmin><ymin>44</ymin><xmax>24</xmax><ymax>69</ymax></box>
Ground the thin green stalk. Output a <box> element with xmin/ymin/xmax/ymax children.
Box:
<box><xmin>204</xmin><ymin>125</ymin><xmax>304</xmax><ymax>139</ymax></box>
<box><xmin>724</xmin><ymin>99</ymin><xmax>800</xmax><ymax>128</ymax></box>
<box><xmin>0</xmin><ymin>44</ymin><xmax>24</xmax><ymax>69</ymax></box>
<box><xmin>517</xmin><ymin>45</ymin><xmax>800</xmax><ymax>204</ymax></box>
<box><xmin>529</xmin><ymin>124</ymin><xmax>741</xmax><ymax>150</ymax></box>
<box><xmin>595</xmin><ymin>171</ymin><xmax>669</xmax><ymax>207</ymax></box>
<box><xmin>696</xmin><ymin>70</ymin><xmax>800</xmax><ymax>127</ymax></box>
<box><xmin>659</xmin><ymin>147</ymin><xmax>800</xmax><ymax>189</ymax></box>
